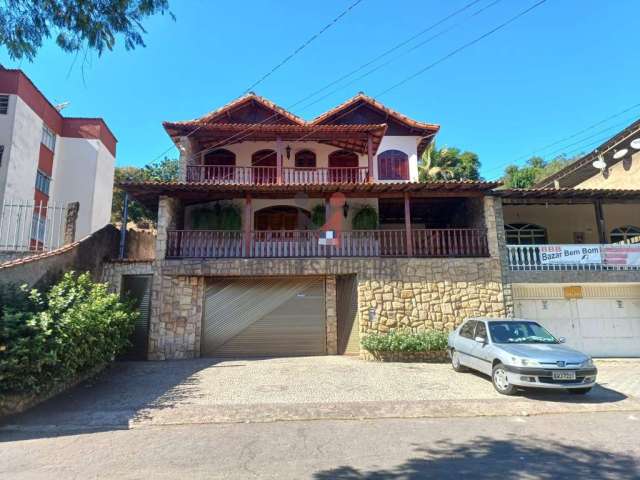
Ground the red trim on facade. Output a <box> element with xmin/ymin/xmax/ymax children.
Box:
<box><xmin>38</xmin><ymin>144</ymin><xmax>54</xmax><ymax>175</ymax></box>
<box><xmin>0</xmin><ymin>69</ymin><xmax>117</xmax><ymax>155</ymax></box>
<box><xmin>62</xmin><ymin>118</ymin><xmax>117</xmax><ymax>156</ymax></box>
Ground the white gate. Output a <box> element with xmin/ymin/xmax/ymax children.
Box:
<box><xmin>0</xmin><ymin>200</ymin><xmax>68</xmax><ymax>253</ymax></box>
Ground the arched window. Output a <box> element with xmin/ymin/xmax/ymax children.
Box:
<box><xmin>252</xmin><ymin>149</ymin><xmax>277</xmax><ymax>184</ymax></box>
<box><xmin>295</xmin><ymin>149</ymin><xmax>316</xmax><ymax>169</ymax></box>
<box><xmin>504</xmin><ymin>223</ymin><xmax>548</xmax><ymax>245</ymax></box>
<box><xmin>610</xmin><ymin>225</ymin><xmax>640</xmax><ymax>244</ymax></box>
<box><xmin>202</xmin><ymin>149</ymin><xmax>235</xmax><ymax>180</ymax></box>
<box><xmin>328</xmin><ymin>150</ymin><xmax>359</xmax><ymax>182</ymax></box>
<box><xmin>377</xmin><ymin>150</ymin><xmax>409</xmax><ymax>180</ymax></box>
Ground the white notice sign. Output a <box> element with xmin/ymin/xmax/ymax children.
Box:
<box><xmin>538</xmin><ymin>245</ymin><xmax>602</xmax><ymax>265</ymax></box>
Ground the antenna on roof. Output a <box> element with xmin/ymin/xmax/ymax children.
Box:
<box><xmin>55</xmin><ymin>101</ymin><xmax>70</xmax><ymax>112</ymax></box>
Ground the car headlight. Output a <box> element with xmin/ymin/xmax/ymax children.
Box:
<box><xmin>581</xmin><ymin>358</ymin><xmax>594</xmax><ymax>368</ymax></box>
<box><xmin>512</xmin><ymin>357</ymin><xmax>540</xmax><ymax>367</ymax></box>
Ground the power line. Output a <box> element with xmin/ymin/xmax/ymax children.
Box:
<box><xmin>178</xmin><ymin>0</ymin><xmax>500</xmax><ymax>165</ymax></box>
<box><xmin>145</xmin><ymin>0</ymin><xmax>365</xmax><ymax>166</ymax></box>
<box><xmin>243</xmin><ymin>0</ymin><xmax>365</xmax><ymax>94</ymax></box>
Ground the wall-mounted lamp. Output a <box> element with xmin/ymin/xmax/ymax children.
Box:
<box><xmin>342</xmin><ymin>201</ymin><xmax>350</xmax><ymax>218</ymax></box>
<box><xmin>285</xmin><ymin>145</ymin><xmax>291</xmax><ymax>159</ymax></box>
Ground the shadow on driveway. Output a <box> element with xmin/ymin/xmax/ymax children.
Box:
<box><xmin>312</xmin><ymin>436</ymin><xmax>640</xmax><ymax>479</ymax></box>
<box><xmin>0</xmin><ymin>359</ymin><xmax>229</xmax><ymax>442</ymax></box>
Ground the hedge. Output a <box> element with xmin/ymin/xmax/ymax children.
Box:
<box><xmin>0</xmin><ymin>272</ymin><xmax>137</xmax><ymax>395</ymax></box>
<box><xmin>361</xmin><ymin>331</ymin><xmax>449</xmax><ymax>353</ymax></box>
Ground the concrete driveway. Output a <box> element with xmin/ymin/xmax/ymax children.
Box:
<box><xmin>2</xmin><ymin>357</ymin><xmax>640</xmax><ymax>434</ymax></box>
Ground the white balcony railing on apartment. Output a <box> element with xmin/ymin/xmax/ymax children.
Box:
<box><xmin>506</xmin><ymin>244</ymin><xmax>640</xmax><ymax>271</ymax></box>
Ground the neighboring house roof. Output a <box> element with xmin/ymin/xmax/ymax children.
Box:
<box><xmin>534</xmin><ymin>118</ymin><xmax>640</xmax><ymax>188</ymax></box>
<box><xmin>495</xmin><ymin>187</ymin><xmax>640</xmax><ymax>202</ymax></box>
<box><xmin>120</xmin><ymin>180</ymin><xmax>499</xmax><ymax>210</ymax></box>
<box><xmin>163</xmin><ymin>92</ymin><xmax>440</xmax><ymax>154</ymax></box>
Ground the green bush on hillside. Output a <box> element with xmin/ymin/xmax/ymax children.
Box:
<box><xmin>0</xmin><ymin>272</ymin><xmax>137</xmax><ymax>395</ymax></box>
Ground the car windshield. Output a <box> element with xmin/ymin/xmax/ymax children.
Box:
<box><xmin>488</xmin><ymin>321</ymin><xmax>558</xmax><ymax>344</ymax></box>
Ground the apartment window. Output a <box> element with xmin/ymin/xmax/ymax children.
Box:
<box><xmin>0</xmin><ymin>95</ymin><xmax>8</xmax><ymax>114</ymax></box>
<box><xmin>31</xmin><ymin>214</ymin><xmax>46</xmax><ymax>243</ymax></box>
<box><xmin>35</xmin><ymin>170</ymin><xmax>51</xmax><ymax>196</ymax></box>
<box><xmin>0</xmin><ymin>145</ymin><xmax>4</xmax><ymax>167</ymax></box>
<box><xmin>41</xmin><ymin>124</ymin><xmax>56</xmax><ymax>151</ymax></box>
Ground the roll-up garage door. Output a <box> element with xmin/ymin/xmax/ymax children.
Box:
<box><xmin>202</xmin><ymin>277</ymin><xmax>326</xmax><ymax>357</ymax></box>
<box><xmin>513</xmin><ymin>283</ymin><xmax>640</xmax><ymax>357</ymax></box>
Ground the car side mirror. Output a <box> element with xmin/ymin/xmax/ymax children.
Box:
<box><xmin>475</xmin><ymin>336</ymin><xmax>487</xmax><ymax>344</ymax></box>
<box><xmin>558</xmin><ymin>337</ymin><xmax>566</xmax><ymax>344</ymax></box>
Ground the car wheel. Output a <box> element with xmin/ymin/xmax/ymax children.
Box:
<box><xmin>568</xmin><ymin>387</ymin><xmax>592</xmax><ymax>395</ymax></box>
<box><xmin>451</xmin><ymin>349</ymin><xmax>466</xmax><ymax>372</ymax></box>
<box><xmin>492</xmin><ymin>363</ymin><xmax>517</xmax><ymax>395</ymax></box>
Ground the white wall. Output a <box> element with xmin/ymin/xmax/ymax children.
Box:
<box><xmin>0</xmin><ymin>95</ymin><xmax>41</xmax><ymax>204</ymax></box>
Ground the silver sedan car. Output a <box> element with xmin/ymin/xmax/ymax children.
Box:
<box><xmin>448</xmin><ymin>317</ymin><xmax>597</xmax><ymax>395</ymax></box>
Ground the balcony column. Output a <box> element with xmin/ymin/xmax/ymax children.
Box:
<box><xmin>404</xmin><ymin>192</ymin><xmax>413</xmax><ymax>256</ymax></box>
<box><xmin>243</xmin><ymin>193</ymin><xmax>252</xmax><ymax>256</ymax></box>
<box><xmin>276</xmin><ymin>136</ymin><xmax>283</xmax><ymax>184</ymax></box>
<box><xmin>367</xmin><ymin>135</ymin><xmax>374</xmax><ymax>183</ymax></box>
<box><xmin>594</xmin><ymin>200</ymin><xmax>606</xmax><ymax>243</ymax></box>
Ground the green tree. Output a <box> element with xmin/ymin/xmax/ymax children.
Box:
<box><xmin>419</xmin><ymin>144</ymin><xmax>481</xmax><ymax>181</ymax></box>
<box><xmin>111</xmin><ymin>157</ymin><xmax>179</xmax><ymax>225</ymax></box>
<box><xmin>501</xmin><ymin>155</ymin><xmax>575</xmax><ymax>189</ymax></box>
<box><xmin>0</xmin><ymin>0</ymin><xmax>172</xmax><ymax>61</ymax></box>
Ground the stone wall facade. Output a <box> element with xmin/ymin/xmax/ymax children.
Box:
<box><xmin>325</xmin><ymin>275</ymin><xmax>338</xmax><ymax>355</ymax></box>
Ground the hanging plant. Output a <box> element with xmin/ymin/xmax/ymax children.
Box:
<box><xmin>352</xmin><ymin>205</ymin><xmax>378</xmax><ymax>230</ymax></box>
<box><xmin>310</xmin><ymin>204</ymin><xmax>326</xmax><ymax>229</ymax></box>
<box><xmin>192</xmin><ymin>202</ymin><xmax>241</xmax><ymax>230</ymax></box>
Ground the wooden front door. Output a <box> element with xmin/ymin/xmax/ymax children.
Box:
<box><xmin>255</xmin><ymin>206</ymin><xmax>310</xmax><ymax>231</ymax></box>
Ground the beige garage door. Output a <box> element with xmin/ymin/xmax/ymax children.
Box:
<box><xmin>513</xmin><ymin>283</ymin><xmax>640</xmax><ymax>357</ymax></box>
<box><xmin>201</xmin><ymin>278</ymin><xmax>326</xmax><ymax>357</ymax></box>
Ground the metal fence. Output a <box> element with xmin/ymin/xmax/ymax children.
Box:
<box><xmin>0</xmin><ymin>200</ymin><xmax>68</xmax><ymax>253</ymax></box>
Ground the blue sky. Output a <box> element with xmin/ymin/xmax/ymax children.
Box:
<box><xmin>1</xmin><ymin>0</ymin><xmax>638</xmax><ymax>180</ymax></box>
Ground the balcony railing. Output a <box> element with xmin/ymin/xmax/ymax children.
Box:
<box><xmin>166</xmin><ymin>228</ymin><xmax>489</xmax><ymax>259</ymax></box>
<box><xmin>506</xmin><ymin>244</ymin><xmax>640</xmax><ymax>271</ymax></box>
<box><xmin>185</xmin><ymin>165</ymin><xmax>369</xmax><ymax>185</ymax></box>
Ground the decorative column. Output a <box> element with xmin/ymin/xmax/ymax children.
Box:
<box><xmin>404</xmin><ymin>192</ymin><xmax>413</xmax><ymax>256</ymax></box>
<box><xmin>276</xmin><ymin>136</ymin><xmax>283</xmax><ymax>184</ymax></box>
<box><xmin>367</xmin><ymin>135</ymin><xmax>374</xmax><ymax>183</ymax></box>
<box><xmin>243</xmin><ymin>193</ymin><xmax>252</xmax><ymax>256</ymax></box>
<box><xmin>325</xmin><ymin>275</ymin><xmax>338</xmax><ymax>355</ymax></box>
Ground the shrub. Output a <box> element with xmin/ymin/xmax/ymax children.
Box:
<box><xmin>192</xmin><ymin>202</ymin><xmax>241</xmax><ymax>230</ymax></box>
<box><xmin>311</xmin><ymin>204</ymin><xmax>326</xmax><ymax>228</ymax></box>
<box><xmin>0</xmin><ymin>272</ymin><xmax>137</xmax><ymax>395</ymax></box>
<box><xmin>361</xmin><ymin>330</ymin><xmax>448</xmax><ymax>353</ymax></box>
<box><xmin>352</xmin><ymin>205</ymin><xmax>379</xmax><ymax>230</ymax></box>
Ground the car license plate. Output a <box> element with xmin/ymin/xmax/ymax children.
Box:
<box><xmin>552</xmin><ymin>371</ymin><xmax>576</xmax><ymax>380</ymax></box>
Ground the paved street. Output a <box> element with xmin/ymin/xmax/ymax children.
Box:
<box><xmin>2</xmin><ymin>358</ymin><xmax>640</xmax><ymax>478</ymax></box>
<box><xmin>2</xmin><ymin>412</ymin><xmax>640</xmax><ymax>479</ymax></box>
<box><xmin>2</xmin><ymin>357</ymin><xmax>640</xmax><ymax>431</ymax></box>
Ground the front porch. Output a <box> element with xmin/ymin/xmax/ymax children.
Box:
<box><xmin>500</xmin><ymin>189</ymin><xmax>640</xmax><ymax>272</ymax></box>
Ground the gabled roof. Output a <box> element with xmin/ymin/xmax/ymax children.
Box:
<box><xmin>310</xmin><ymin>92</ymin><xmax>440</xmax><ymax>133</ymax></box>
<box><xmin>534</xmin><ymin>118</ymin><xmax>640</xmax><ymax>188</ymax></box>
<box><xmin>181</xmin><ymin>92</ymin><xmax>305</xmax><ymax>126</ymax></box>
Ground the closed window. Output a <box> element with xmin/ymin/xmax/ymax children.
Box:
<box><xmin>295</xmin><ymin>149</ymin><xmax>316</xmax><ymax>169</ymax></box>
<box><xmin>459</xmin><ymin>321</ymin><xmax>477</xmax><ymax>339</ymax></box>
<box><xmin>41</xmin><ymin>124</ymin><xmax>56</xmax><ymax>151</ymax></box>
<box><xmin>610</xmin><ymin>225</ymin><xmax>640</xmax><ymax>244</ymax></box>
<box><xmin>504</xmin><ymin>223</ymin><xmax>548</xmax><ymax>245</ymax></box>
<box><xmin>377</xmin><ymin>150</ymin><xmax>409</xmax><ymax>180</ymax></box>
<box><xmin>0</xmin><ymin>95</ymin><xmax>8</xmax><ymax>114</ymax></box>
<box><xmin>31</xmin><ymin>214</ymin><xmax>46</xmax><ymax>243</ymax></box>
<box><xmin>35</xmin><ymin>170</ymin><xmax>51</xmax><ymax>196</ymax></box>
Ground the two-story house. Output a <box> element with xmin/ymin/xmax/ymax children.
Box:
<box><xmin>114</xmin><ymin>93</ymin><xmax>507</xmax><ymax>360</ymax></box>
<box><xmin>497</xmin><ymin>118</ymin><xmax>640</xmax><ymax>357</ymax></box>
